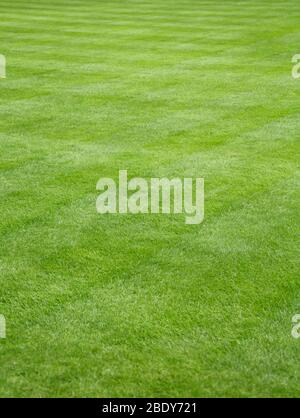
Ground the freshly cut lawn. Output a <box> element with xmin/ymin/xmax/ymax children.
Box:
<box><xmin>0</xmin><ymin>0</ymin><xmax>299</xmax><ymax>398</ymax></box>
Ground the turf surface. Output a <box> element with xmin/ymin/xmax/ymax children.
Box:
<box><xmin>0</xmin><ymin>0</ymin><xmax>299</xmax><ymax>398</ymax></box>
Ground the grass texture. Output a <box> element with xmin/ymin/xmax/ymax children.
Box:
<box><xmin>0</xmin><ymin>0</ymin><xmax>300</xmax><ymax>397</ymax></box>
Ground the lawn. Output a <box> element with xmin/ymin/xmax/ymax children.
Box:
<box><xmin>0</xmin><ymin>0</ymin><xmax>299</xmax><ymax>398</ymax></box>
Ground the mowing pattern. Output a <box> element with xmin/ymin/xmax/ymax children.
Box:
<box><xmin>0</xmin><ymin>0</ymin><xmax>300</xmax><ymax>397</ymax></box>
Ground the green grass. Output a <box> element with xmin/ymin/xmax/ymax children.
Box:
<box><xmin>0</xmin><ymin>0</ymin><xmax>300</xmax><ymax>398</ymax></box>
